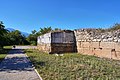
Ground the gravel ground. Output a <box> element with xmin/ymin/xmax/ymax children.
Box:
<box><xmin>0</xmin><ymin>48</ymin><xmax>41</xmax><ymax>80</ymax></box>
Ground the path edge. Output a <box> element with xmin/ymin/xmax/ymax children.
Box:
<box><xmin>25</xmin><ymin>54</ymin><xmax>43</xmax><ymax>80</ymax></box>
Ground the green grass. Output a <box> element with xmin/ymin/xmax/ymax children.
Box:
<box><xmin>3</xmin><ymin>46</ymin><xmax>12</xmax><ymax>49</ymax></box>
<box><xmin>0</xmin><ymin>46</ymin><xmax>12</xmax><ymax>62</ymax></box>
<box><xmin>0</xmin><ymin>54</ymin><xmax>7</xmax><ymax>61</ymax></box>
<box><xmin>25</xmin><ymin>49</ymin><xmax>120</xmax><ymax>80</ymax></box>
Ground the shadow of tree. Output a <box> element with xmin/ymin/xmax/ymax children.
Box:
<box><xmin>8</xmin><ymin>49</ymin><xmax>24</xmax><ymax>54</ymax></box>
<box><xmin>0</xmin><ymin>57</ymin><xmax>32</xmax><ymax>72</ymax></box>
<box><xmin>0</xmin><ymin>49</ymin><xmax>45</xmax><ymax>73</ymax></box>
<box><xmin>0</xmin><ymin>49</ymin><xmax>45</xmax><ymax>72</ymax></box>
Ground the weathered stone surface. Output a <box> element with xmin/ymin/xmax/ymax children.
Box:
<box><xmin>37</xmin><ymin>29</ymin><xmax>120</xmax><ymax>60</ymax></box>
<box><xmin>74</xmin><ymin>29</ymin><xmax>120</xmax><ymax>42</ymax></box>
<box><xmin>100</xmin><ymin>42</ymin><xmax>115</xmax><ymax>49</ymax></box>
<box><xmin>37</xmin><ymin>43</ymin><xmax>51</xmax><ymax>53</ymax></box>
<box><xmin>114</xmin><ymin>43</ymin><xmax>120</xmax><ymax>51</ymax></box>
<box><xmin>81</xmin><ymin>42</ymin><xmax>90</xmax><ymax>48</ymax></box>
<box><xmin>51</xmin><ymin>43</ymin><xmax>75</xmax><ymax>53</ymax></box>
<box><xmin>93</xmin><ymin>48</ymin><xmax>102</xmax><ymax>57</ymax></box>
<box><xmin>37</xmin><ymin>30</ymin><xmax>76</xmax><ymax>53</ymax></box>
<box><xmin>91</xmin><ymin>42</ymin><xmax>100</xmax><ymax>48</ymax></box>
<box><xmin>75</xmin><ymin>29</ymin><xmax>120</xmax><ymax>60</ymax></box>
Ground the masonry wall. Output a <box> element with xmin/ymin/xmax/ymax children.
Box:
<box><xmin>75</xmin><ymin>29</ymin><xmax>120</xmax><ymax>60</ymax></box>
<box><xmin>77</xmin><ymin>41</ymin><xmax>120</xmax><ymax>59</ymax></box>
<box><xmin>37</xmin><ymin>29</ymin><xmax>120</xmax><ymax>60</ymax></box>
<box><xmin>37</xmin><ymin>33</ymin><xmax>51</xmax><ymax>53</ymax></box>
<box><xmin>51</xmin><ymin>43</ymin><xmax>75</xmax><ymax>53</ymax></box>
<box><xmin>37</xmin><ymin>30</ymin><xmax>76</xmax><ymax>53</ymax></box>
<box><xmin>50</xmin><ymin>31</ymin><xmax>76</xmax><ymax>53</ymax></box>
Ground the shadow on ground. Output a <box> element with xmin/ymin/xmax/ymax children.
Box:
<box><xmin>8</xmin><ymin>49</ymin><xmax>24</xmax><ymax>54</ymax></box>
<box><xmin>0</xmin><ymin>49</ymin><xmax>34</xmax><ymax>72</ymax></box>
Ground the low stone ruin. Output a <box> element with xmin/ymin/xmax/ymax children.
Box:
<box><xmin>37</xmin><ymin>29</ymin><xmax>120</xmax><ymax>60</ymax></box>
<box><xmin>37</xmin><ymin>30</ymin><xmax>76</xmax><ymax>54</ymax></box>
<box><xmin>74</xmin><ymin>29</ymin><xmax>120</xmax><ymax>60</ymax></box>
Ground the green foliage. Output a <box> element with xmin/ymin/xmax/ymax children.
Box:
<box><xmin>6</xmin><ymin>30</ymin><xmax>29</xmax><ymax>45</ymax></box>
<box><xmin>26</xmin><ymin>33</ymin><xmax>37</xmax><ymax>46</ymax></box>
<box><xmin>0</xmin><ymin>21</ymin><xmax>30</xmax><ymax>47</ymax></box>
<box><xmin>0</xmin><ymin>21</ymin><xmax>8</xmax><ymax>48</ymax></box>
<box><xmin>26</xmin><ymin>49</ymin><xmax>120</xmax><ymax>80</ymax></box>
<box><xmin>54</xmin><ymin>28</ymin><xmax>61</xmax><ymax>31</ymax></box>
<box><xmin>0</xmin><ymin>53</ymin><xmax>6</xmax><ymax>62</ymax></box>
<box><xmin>0</xmin><ymin>46</ymin><xmax>11</xmax><ymax>62</ymax></box>
<box><xmin>0</xmin><ymin>21</ymin><xmax>60</xmax><ymax>46</ymax></box>
<box><xmin>38</xmin><ymin>27</ymin><xmax>52</xmax><ymax>35</ymax></box>
<box><xmin>108</xmin><ymin>23</ymin><xmax>120</xmax><ymax>31</ymax></box>
<box><xmin>3</xmin><ymin>46</ymin><xmax>12</xmax><ymax>49</ymax></box>
<box><xmin>27</xmin><ymin>27</ymin><xmax>52</xmax><ymax>45</ymax></box>
<box><xmin>97</xmin><ymin>28</ymin><xmax>105</xmax><ymax>33</ymax></box>
<box><xmin>27</xmin><ymin>26</ymin><xmax>62</xmax><ymax>45</ymax></box>
<box><xmin>107</xmin><ymin>23</ymin><xmax>120</xmax><ymax>31</ymax></box>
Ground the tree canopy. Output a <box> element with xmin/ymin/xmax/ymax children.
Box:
<box><xmin>27</xmin><ymin>27</ymin><xmax>52</xmax><ymax>45</ymax></box>
<box><xmin>0</xmin><ymin>21</ymin><xmax>8</xmax><ymax>48</ymax></box>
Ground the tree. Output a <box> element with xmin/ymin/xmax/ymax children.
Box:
<box><xmin>37</xmin><ymin>27</ymin><xmax>52</xmax><ymax>35</ymax></box>
<box><xmin>27</xmin><ymin>27</ymin><xmax>52</xmax><ymax>45</ymax></box>
<box><xmin>6</xmin><ymin>30</ymin><xmax>29</xmax><ymax>45</ymax></box>
<box><xmin>107</xmin><ymin>23</ymin><xmax>120</xmax><ymax>31</ymax></box>
<box><xmin>54</xmin><ymin>28</ymin><xmax>61</xmax><ymax>31</ymax></box>
<box><xmin>32</xmin><ymin>30</ymin><xmax>37</xmax><ymax>35</ymax></box>
<box><xmin>0</xmin><ymin>21</ymin><xmax>8</xmax><ymax>48</ymax></box>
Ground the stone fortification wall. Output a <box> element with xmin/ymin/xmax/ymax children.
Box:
<box><xmin>37</xmin><ymin>30</ymin><xmax>76</xmax><ymax>53</ymax></box>
<box><xmin>37</xmin><ymin>33</ymin><xmax>51</xmax><ymax>53</ymax></box>
<box><xmin>50</xmin><ymin>31</ymin><xmax>76</xmax><ymax>53</ymax></box>
<box><xmin>74</xmin><ymin>29</ymin><xmax>120</xmax><ymax>60</ymax></box>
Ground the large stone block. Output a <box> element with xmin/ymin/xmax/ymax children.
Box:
<box><xmin>37</xmin><ymin>44</ymin><xmax>51</xmax><ymax>53</ymax></box>
<box><xmin>77</xmin><ymin>41</ymin><xmax>81</xmax><ymax>48</ymax></box>
<box><xmin>77</xmin><ymin>48</ymin><xmax>94</xmax><ymax>55</ymax></box>
<box><xmin>93</xmin><ymin>48</ymin><xmax>102</xmax><ymax>57</ymax></box>
<box><xmin>100</xmin><ymin>49</ymin><xmax>111</xmax><ymax>58</ymax></box>
<box><xmin>111</xmin><ymin>51</ymin><xmax>120</xmax><ymax>60</ymax></box>
<box><xmin>82</xmin><ymin>48</ymin><xmax>94</xmax><ymax>55</ymax></box>
<box><xmin>116</xmin><ymin>51</ymin><xmax>120</xmax><ymax>59</ymax></box>
<box><xmin>77</xmin><ymin>48</ymin><xmax>84</xmax><ymax>54</ymax></box>
<box><xmin>81</xmin><ymin>42</ymin><xmax>90</xmax><ymax>48</ymax></box>
<box><xmin>100</xmin><ymin>42</ymin><xmax>115</xmax><ymax>49</ymax></box>
<box><xmin>91</xmin><ymin>42</ymin><xmax>100</xmax><ymax>48</ymax></box>
<box><xmin>51</xmin><ymin>43</ymin><xmax>75</xmax><ymax>53</ymax></box>
<box><xmin>111</xmin><ymin>51</ymin><xmax>117</xmax><ymax>60</ymax></box>
<box><xmin>114</xmin><ymin>43</ymin><xmax>120</xmax><ymax>51</ymax></box>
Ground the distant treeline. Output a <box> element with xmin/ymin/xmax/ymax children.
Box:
<box><xmin>0</xmin><ymin>21</ymin><xmax>61</xmax><ymax>49</ymax></box>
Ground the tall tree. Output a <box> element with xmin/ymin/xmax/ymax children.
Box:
<box><xmin>7</xmin><ymin>30</ymin><xmax>28</xmax><ymax>45</ymax></box>
<box><xmin>0</xmin><ymin>21</ymin><xmax>8</xmax><ymax>48</ymax></box>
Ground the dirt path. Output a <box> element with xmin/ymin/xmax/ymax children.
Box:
<box><xmin>0</xmin><ymin>49</ymin><xmax>41</xmax><ymax>80</ymax></box>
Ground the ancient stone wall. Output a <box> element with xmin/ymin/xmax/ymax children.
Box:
<box><xmin>51</xmin><ymin>43</ymin><xmax>75</xmax><ymax>53</ymax></box>
<box><xmin>37</xmin><ymin>30</ymin><xmax>76</xmax><ymax>53</ymax></box>
<box><xmin>37</xmin><ymin>29</ymin><xmax>120</xmax><ymax>60</ymax></box>
<box><xmin>37</xmin><ymin>43</ymin><xmax>51</xmax><ymax>53</ymax></box>
<box><xmin>74</xmin><ymin>29</ymin><xmax>120</xmax><ymax>60</ymax></box>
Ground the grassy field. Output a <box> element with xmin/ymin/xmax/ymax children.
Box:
<box><xmin>0</xmin><ymin>46</ymin><xmax>12</xmax><ymax>62</ymax></box>
<box><xmin>25</xmin><ymin>49</ymin><xmax>120</xmax><ymax>80</ymax></box>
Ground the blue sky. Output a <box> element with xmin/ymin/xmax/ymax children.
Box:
<box><xmin>0</xmin><ymin>0</ymin><xmax>120</xmax><ymax>33</ymax></box>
